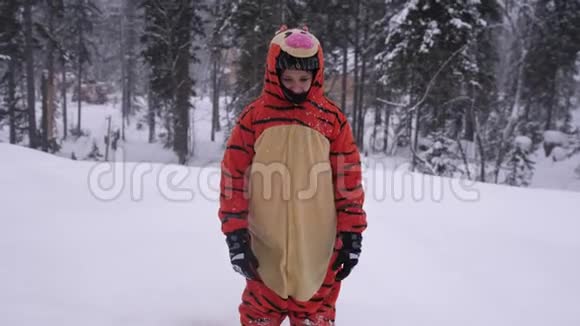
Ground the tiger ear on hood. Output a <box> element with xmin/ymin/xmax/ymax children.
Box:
<box><xmin>275</xmin><ymin>24</ymin><xmax>288</xmax><ymax>35</ymax></box>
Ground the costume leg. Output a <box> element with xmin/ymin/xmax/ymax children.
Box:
<box><xmin>287</xmin><ymin>253</ymin><xmax>341</xmax><ymax>326</ymax></box>
<box><xmin>239</xmin><ymin>279</ymin><xmax>289</xmax><ymax>325</ymax></box>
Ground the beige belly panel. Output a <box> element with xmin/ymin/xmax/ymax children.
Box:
<box><xmin>249</xmin><ymin>125</ymin><xmax>336</xmax><ymax>301</ymax></box>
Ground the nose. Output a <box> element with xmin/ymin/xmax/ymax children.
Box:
<box><xmin>289</xmin><ymin>84</ymin><xmax>304</xmax><ymax>93</ymax></box>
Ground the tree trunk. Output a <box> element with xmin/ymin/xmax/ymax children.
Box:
<box><xmin>148</xmin><ymin>85</ymin><xmax>156</xmax><ymax>143</ymax></box>
<box><xmin>351</xmin><ymin>0</ymin><xmax>360</xmax><ymax>140</ymax></box>
<box><xmin>126</xmin><ymin>0</ymin><xmax>137</xmax><ymax>117</ymax></box>
<box><xmin>384</xmin><ymin>106</ymin><xmax>390</xmax><ymax>154</ymax></box>
<box><xmin>173</xmin><ymin>4</ymin><xmax>192</xmax><ymax>164</ymax></box>
<box><xmin>121</xmin><ymin>10</ymin><xmax>127</xmax><ymax>141</ymax></box>
<box><xmin>61</xmin><ymin>57</ymin><xmax>68</xmax><ymax>139</ymax></box>
<box><xmin>464</xmin><ymin>101</ymin><xmax>475</xmax><ymax>141</ymax></box>
<box><xmin>357</xmin><ymin>57</ymin><xmax>365</xmax><ymax>148</ymax></box>
<box><xmin>411</xmin><ymin>105</ymin><xmax>421</xmax><ymax>171</ymax></box>
<box><xmin>211</xmin><ymin>53</ymin><xmax>220</xmax><ymax>141</ymax></box>
<box><xmin>47</xmin><ymin>0</ymin><xmax>56</xmax><ymax>143</ymax></box>
<box><xmin>24</xmin><ymin>0</ymin><xmax>38</xmax><ymax>148</ymax></box>
<box><xmin>76</xmin><ymin>8</ymin><xmax>83</xmax><ymax>134</ymax></box>
<box><xmin>210</xmin><ymin>0</ymin><xmax>222</xmax><ymax>142</ymax></box>
<box><xmin>544</xmin><ymin>76</ymin><xmax>556</xmax><ymax>130</ymax></box>
<box><xmin>280</xmin><ymin>0</ymin><xmax>287</xmax><ymax>23</ymax></box>
<box><xmin>494</xmin><ymin>48</ymin><xmax>527</xmax><ymax>183</ymax></box>
<box><xmin>372</xmin><ymin>103</ymin><xmax>381</xmax><ymax>153</ymax></box>
<box><xmin>341</xmin><ymin>44</ymin><xmax>347</xmax><ymax>113</ymax></box>
<box><xmin>174</xmin><ymin>51</ymin><xmax>191</xmax><ymax>163</ymax></box>
<box><xmin>356</xmin><ymin>8</ymin><xmax>369</xmax><ymax>149</ymax></box>
<box><xmin>41</xmin><ymin>72</ymin><xmax>48</xmax><ymax>151</ymax></box>
<box><xmin>8</xmin><ymin>60</ymin><xmax>17</xmax><ymax>144</ymax></box>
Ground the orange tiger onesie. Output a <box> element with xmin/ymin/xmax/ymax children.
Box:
<box><xmin>219</xmin><ymin>26</ymin><xmax>367</xmax><ymax>326</ymax></box>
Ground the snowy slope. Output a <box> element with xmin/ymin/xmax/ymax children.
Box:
<box><xmin>1</xmin><ymin>143</ymin><xmax>580</xmax><ymax>326</ymax></box>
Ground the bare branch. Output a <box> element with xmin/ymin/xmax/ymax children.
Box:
<box><xmin>376</xmin><ymin>98</ymin><xmax>406</xmax><ymax>107</ymax></box>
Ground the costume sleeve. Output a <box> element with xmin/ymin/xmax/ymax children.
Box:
<box><xmin>219</xmin><ymin>106</ymin><xmax>256</xmax><ymax>234</ymax></box>
<box><xmin>329</xmin><ymin>119</ymin><xmax>367</xmax><ymax>233</ymax></box>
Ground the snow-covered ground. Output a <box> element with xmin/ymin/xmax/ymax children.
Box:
<box><xmin>1</xmin><ymin>143</ymin><xmax>580</xmax><ymax>325</ymax></box>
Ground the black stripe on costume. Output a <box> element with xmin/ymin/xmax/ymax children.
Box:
<box><xmin>326</xmin><ymin>99</ymin><xmax>342</xmax><ymax>112</ymax></box>
<box><xmin>224</xmin><ymin>186</ymin><xmax>245</xmax><ymax>193</ymax></box>
<box><xmin>265</xmin><ymin>90</ymin><xmax>286</xmax><ymax>101</ymax></box>
<box><xmin>337</xmin><ymin>203</ymin><xmax>363</xmax><ymax>211</ymax></box>
<box><xmin>265</xmin><ymin>78</ymin><xmax>279</xmax><ymax>86</ymax></box>
<box><xmin>227</xmin><ymin>145</ymin><xmax>249</xmax><ymax>154</ymax></box>
<box><xmin>333</xmin><ymin>170</ymin><xmax>358</xmax><ymax>178</ymax></box>
<box><xmin>343</xmin><ymin>161</ymin><xmax>362</xmax><ymax>170</ymax></box>
<box><xmin>219</xmin><ymin>210</ymin><xmax>248</xmax><ymax>217</ymax></box>
<box><xmin>222</xmin><ymin>170</ymin><xmax>244</xmax><ymax>180</ymax></box>
<box><xmin>238</xmin><ymin>123</ymin><xmax>255</xmax><ymax>134</ymax></box>
<box><xmin>330</xmin><ymin>150</ymin><xmax>356</xmax><ymax>156</ymax></box>
<box><xmin>342</xmin><ymin>184</ymin><xmax>363</xmax><ymax>192</ymax></box>
<box><xmin>220</xmin><ymin>215</ymin><xmax>246</xmax><ymax>225</ymax></box>
<box><xmin>312</xmin><ymin>81</ymin><xmax>322</xmax><ymax>88</ymax></box>
<box><xmin>261</xmin><ymin>295</ymin><xmax>284</xmax><ymax>312</ymax></box>
<box><xmin>307</xmin><ymin>100</ymin><xmax>340</xmax><ymax>123</ymax></box>
<box><xmin>248</xmin><ymin>291</ymin><xmax>264</xmax><ymax>307</ymax></box>
<box><xmin>339</xmin><ymin>119</ymin><xmax>347</xmax><ymax>132</ymax></box>
<box><xmin>335</xmin><ymin>197</ymin><xmax>347</xmax><ymax>203</ymax></box>
<box><xmin>252</xmin><ymin>117</ymin><xmax>309</xmax><ymax>127</ymax></box>
<box><xmin>264</xmin><ymin>104</ymin><xmax>305</xmax><ymax>111</ymax></box>
<box><xmin>268</xmin><ymin>70</ymin><xmax>278</xmax><ymax>76</ymax></box>
<box><xmin>240</xmin><ymin>105</ymin><xmax>255</xmax><ymax>121</ymax></box>
<box><xmin>352</xmin><ymin>223</ymin><xmax>368</xmax><ymax>230</ymax></box>
<box><xmin>310</xmin><ymin>297</ymin><xmax>325</xmax><ymax>303</ymax></box>
<box><xmin>245</xmin><ymin>313</ymin><xmax>257</xmax><ymax>321</ymax></box>
<box><xmin>317</xmin><ymin>117</ymin><xmax>334</xmax><ymax>127</ymax></box>
<box><xmin>294</xmin><ymin>302</ymin><xmax>307</xmax><ymax>309</ymax></box>
<box><xmin>339</xmin><ymin>210</ymin><xmax>365</xmax><ymax>216</ymax></box>
<box><xmin>321</xmin><ymin>283</ymin><xmax>333</xmax><ymax>288</ymax></box>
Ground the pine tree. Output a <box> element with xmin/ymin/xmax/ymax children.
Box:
<box><xmin>64</xmin><ymin>0</ymin><xmax>101</xmax><ymax>135</ymax></box>
<box><xmin>0</xmin><ymin>0</ymin><xmax>26</xmax><ymax>145</ymax></box>
<box><xmin>142</xmin><ymin>0</ymin><xmax>204</xmax><ymax>163</ymax></box>
<box><xmin>522</xmin><ymin>0</ymin><xmax>580</xmax><ymax>131</ymax></box>
<box><xmin>229</xmin><ymin>0</ymin><xmax>281</xmax><ymax>126</ymax></box>
<box><xmin>415</xmin><ymin>132</ymin><xmax>463</xmax><ymax>178</ymax></box>
<box><xmin>208</xmin><ymin>0</ymin><xmax>235</xmax><ymax>142</ymax></box>
<box><xmin>376</xmin><ymin>0</ymin><xmax>493</xmax><ymax>171</ymax></box>
<box><xmin>503</xmin><ymin>143</ymin><xmax>535</xmax><ymax>187</ymax></box>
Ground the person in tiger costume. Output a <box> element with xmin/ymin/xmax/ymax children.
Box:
<box><xmin>218</xmin><ymin>25</ymin><xmax>367</xmax><ymax>326</ymax></box>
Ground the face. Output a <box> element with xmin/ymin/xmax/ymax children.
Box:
<box><xmin>280</xmin><ymin>69</ymin><xmax>313</xmax><ymax>94</ymax></box>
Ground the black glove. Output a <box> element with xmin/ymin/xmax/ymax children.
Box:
<box><xmin>332</xmin><ymin>232</ymin><xmax>362</xmax><ymax>281</ymax></box>
<box><xmin>225</xmin><ymin>229</ymin><xmax>260</xmax><ymax>280</ymax></box>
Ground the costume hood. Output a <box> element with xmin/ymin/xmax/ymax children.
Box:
<box><xmin>262</xmin><ymin>25</ymin><xmax>325</xmax><ymax>104</ymax></box>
